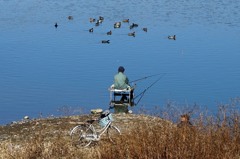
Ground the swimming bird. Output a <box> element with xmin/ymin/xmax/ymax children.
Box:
<box><xmin>130</xmin><ymin>23</ymin><xmax>138</xmax><ymax>29</ymax></box>
<box><xmin>97</xmin><ymin>19</ymin><xmax>103</xmax><ymax>23</ymax></box>
<box><xmin>128</xmin><ymin>31</ymin><xmax>135</xmax><ymax>37</ymax></box>
<box><xmin>89</xmin><ymin>28</ymin><xmax>93</xmax><ymax>32</ymax></box>
<box><xmin>107</xmin><ymin>30</ymin><xmax>112</xmax><ymax>35</ymax></box>
<box><xmin>168</xmin><ymin>35</ymin><xmax>176</xmax><ymax>40</ymax></box>
<box><xmin>102</xmin><ymin>40</ymin><xmax>110</xmax><ymax>44</ymax></box>
<box><xmin>54</xmin><ymin>22</ymin><xmax>58</xmax><ymax>28</ymax></box>
<box><xmin>97</xmin><ymin>16</ymin><xmax>104</xmax><ymax>24</ymax></box>
<box><xmin>89</xmin><ymin>18</ymin><xmax>96</xmax><ymax>23</ymax></box>
<box><xmin>68</xmin><ymin>16</ymin><xmax>73</xmax><ymax>20</ymax></box>
<box><xmin>99</xmin><ymin>16</ymin><xmax>104</xmax><ymax>21</ymax></box>
<box><xmin>114</xmin><ymin>22</ymin><xmax>121</xmax><ymax>28</ymax></box>
<box><xmin>95</xmin><ymin>21</ymin><xmax>100</xmax><ymax>26</ymax></box>
<box><xmin>142</xmin><ymin>28</ymin><xmax>147</xmax><ymax>32</ymax></box>
<box><xmin>122</xmin><ymin>19</ymin><xmax>129</xmax><ymax>23</ymax></box>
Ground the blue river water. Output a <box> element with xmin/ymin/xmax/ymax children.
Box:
<box><xmin>0</xmin><ymin>0</ymin><xmax>240</xmax><ymax>125</ymax></box>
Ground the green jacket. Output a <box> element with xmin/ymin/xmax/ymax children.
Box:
<box><xmin>114</xmin><ymin>72</ymin><xmax>129</xmax><ymax>89</ymax></box>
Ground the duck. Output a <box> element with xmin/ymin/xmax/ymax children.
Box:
<box><xmin>97</xmin><ymin>19</ymin><xmax>103</xmax><ymax>23</ymax></box>
<box><xmin>107</xmin><ymin>30</ymin><xmax>112</xmax><ymax>35</ymax></box>
<box><xmin>122</xmin><ymin>19</ymin><xmax>129</xmax><ymax>23</ymax></box>
<box><xmin>133</xmin><ymin>23</ymin><xmax>138</xmax><ymax>27</ymax></box>
<box><xmin>54</xmin><ymin>22</ymin><xmax>58</xmax><ymax>28</ymax></box>
<box><xmin>130</xmin><ymin>23</ymin><xmax>138</xmax><ymax>29</ymax></box>
<box><xmin>68</xmin><ymin>16</ymin><xmax>73</xmax><ymax>20</ymax></box>
<box><xmin>142</xmin><ymin>28</ymin><xmax>147</xmax><ymax>32</ymax></box>
<box><xmin>102</xmin><ymin>40</ymin><xmax>110</xmax><ymax>44</ymax></box>
<box><xmin>89</xmin><ymin>28</ymin><xmax>93</xmax><ymax>32</ymax></box>
<box><xmin>114</xmin><ymin>22</ymin><xmax>121</xmax><ymax>28</ymax></box>
<box><xmin>98</xmin><ymin>16</ymin><xmax>104</xmax><ymax>23</ymax></box>
<box><xmin>168</xmin><ymin>35</ymin><xmax>176</xmax><ymax>40</ymax></box>
<box><xmin>89</xmin><ymin>18</ymin><xmax>96</xmax><ymax>23</ymax></box>
<box><xmin>95</xmin><ymin>21</ymin><xmax>100</xmax><ymax>26</ymax></box>
<box><xmin>128</xmin><ymin>31</ymin><xmax>135</xmax><ymax>37</ymax></box>
<box><xmin>99</xmin><ymin>16</ymin><xmax>104</xmax><ymax>21</ymax></box>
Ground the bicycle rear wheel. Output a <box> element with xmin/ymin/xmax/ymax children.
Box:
<box><xmin>70</xmin><ymin>124</ymin><xmax>94</xmax><ymax>147</ymax></box>
<box><xmin>107</xmin><ymin>125</ymin><xmax>121</xmax><ymax>143</ymax></box>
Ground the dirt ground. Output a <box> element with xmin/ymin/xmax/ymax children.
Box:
<box><xmin>0</xmin><ymin>113</ymin><xmax>172</xmax><ymax>146</ymax></box>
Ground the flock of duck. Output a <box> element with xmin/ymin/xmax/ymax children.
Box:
<box><xmin>54</xmin><ymin>16</ymin><xmax>176</xmax><ymax>44</ymax></box>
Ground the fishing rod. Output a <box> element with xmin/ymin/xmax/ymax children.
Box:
<box><xmin>133</xmin><ymin>73</ymin><xmax>166</xmax><ymax>106</ymax></box>
<box><xmin>130</xmin><ymin>73</ymin><xmax>165</xmax><ymax>83</ymax></box>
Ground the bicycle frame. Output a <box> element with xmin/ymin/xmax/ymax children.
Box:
<box><xmin>87</xmin><ymin>120</ymin><xmax>112</xmax><ymax>141</ymax></box>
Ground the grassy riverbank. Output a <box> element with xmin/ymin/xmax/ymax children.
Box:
<box><xmin>0</xmin><ymin>105</ymin><xmax>240</xmax><ymax>158</ymax></box>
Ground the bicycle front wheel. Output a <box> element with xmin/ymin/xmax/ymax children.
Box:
<box><xmin>107</xmin><ymin>125</ymin><xmax>121</xmax><ymax>143</ymax></box>
<box><xmin>70</xmin><ymin>124</ymin><xmax>94</xmax><ymax>147</ymax></box>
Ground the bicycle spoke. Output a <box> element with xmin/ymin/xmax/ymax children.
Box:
<box><xmin>70</xmin><ymin>124</ymin><xmax>95</xmax><ymax>147</ymax></box>
<box><xmin>107</xmin><ymin>125</ymin><xmax>121</xmax><ymax>143</ymax></box>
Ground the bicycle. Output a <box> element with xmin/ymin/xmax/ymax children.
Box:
<box><xmin>70</xmin><ymin>110</ymin><xmax>121</xmax><ymax>147</ymax></box>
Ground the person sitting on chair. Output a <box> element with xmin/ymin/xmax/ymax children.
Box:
<box><xmin>113</xmin><ymin>66</ymin><xmax>134</xmax><ymax>102</ymax></box>
<box><xmin>114</xmin><ymin>66</ymin><xmax>129</xmax><ymax>89</ymax></box>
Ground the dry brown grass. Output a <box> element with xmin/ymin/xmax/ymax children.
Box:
<box><xmin>1</xmin><ymin>104</ymin><xmax>240</xmax><ymax>159</ymax></box>
<box><xmin>99</xmin><ymin>120</ymin><xmax>240</xmax><ymax>159</ymax></box>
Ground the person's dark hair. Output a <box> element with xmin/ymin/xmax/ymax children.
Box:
<box><xmin>118</xmin><ymin>66</ymin><xmax>125</xmax><ymax>73</ymax></box>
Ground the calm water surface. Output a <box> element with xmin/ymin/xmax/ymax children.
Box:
<box><xmin>1</xmin><ymin>0</ymin><xmax>240</xmax><ymax>125</ymax></box>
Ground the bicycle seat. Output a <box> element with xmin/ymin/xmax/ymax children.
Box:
<box><xmin>100</xmin><ymin>110</ymin><xmax>110</xmax><ymax>118</ymax></box>
<box><xmin>86</xmin><ymin>119</ymin><xmax>97</xmax><ymax>124</ymax></box>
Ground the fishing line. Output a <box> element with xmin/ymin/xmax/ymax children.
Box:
<box><xmin>130</xmin><ymin>73</ymin><xmax>165</xmax><ymax>83</ymax></box>
<box><xmin>133</xmin><ymin>73</ymin><xmax>166</xmax><ymax>106</ymax></box>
